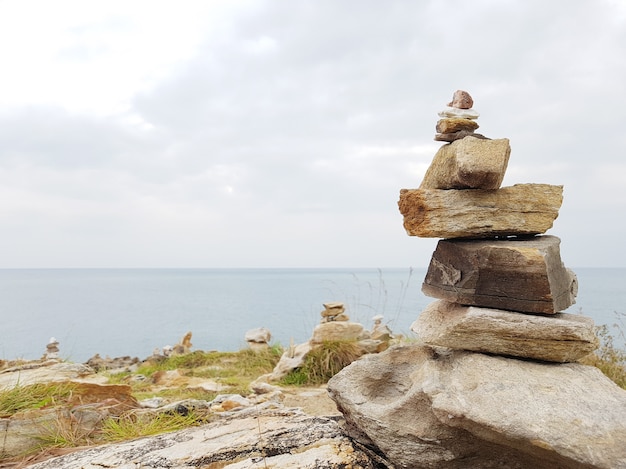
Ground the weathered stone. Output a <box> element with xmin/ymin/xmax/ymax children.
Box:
<box><xmin>321</xmin><ymin>307</ymin><xmax>346</xmax><ymax>316</ymax></box>
<box><xmin>264</xmin><ymin>341</ymin><xmax>313</xmax><ymax>382</ymax></box>
<box><xmin>412</xmin><ymin>300</ymin><xmax>597</xmax><ymax>362</ymax></box>
<box><xmin>398</xmin><ymin>183</ymin><xmax>563</xmax><ymax>238</ymax></box>
<box><xmin>436</xmin><ymin>117</ymin><xmax>479</xmax><ymax>134</ymax></box>
<box><xmin>328</xmin><ymin>345</ymin><xmax>626</xmax><ymax>469</ymax></box>
<box><xmin>438</xmin><ymin>106</ymin><xmax>479</xmax><ymax>119</ymax></box>
<box><xmin>311</xmin><ymin>321</ymin><xmax>365</xmax><ymax>343</ymax></box>
<box><xmin>244</xmin><ymin>327</ymin><xmax>271</xmax><ymax>344</ymax></box>
<box><xmin>435</xmin><ymin>130</ymin><xmax>488</xmax><ymax>142</ymax></box>
<box><xmin>26</xmin><ymin>408</ymin><xmax>383</xmax><ymax>469</ymax></box>
<box><xmin>420</xmin><ymin>137</ymin><xmax>511</xmax><ymax>190</ymax></box>
<box><xmin>422</xmin><ymin>235</ymin><xmax>577</xmax><ymax>313</ymax></box>
<box><xmin>447</xmin><ymin>89</ymin><xmax>474</xmax><ymax>109</ymax></box>
<box><xmin>323</xmin><ymin>301</ymin><xmax>345</xmax><ymax>310</ymax></box>
<box><xmin>0</xmin><ymin>362</ymin><xmax>93</xmax><ymax>390</ymax></box>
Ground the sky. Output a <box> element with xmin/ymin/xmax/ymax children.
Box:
<box><xmin>0</xmin><ymin>0</ymin><xmax>624</xmax><ymax>269</ymax></box>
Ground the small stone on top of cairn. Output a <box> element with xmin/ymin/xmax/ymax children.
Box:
<box><xmin>320</xmin><ymin>302</ymin><xmax>350</xmax><ymax>323</ymax></box>
<box><xmin>435</xmin><ymin>90</ymin><xmax>487</xmax><ymax>142</ymax></box>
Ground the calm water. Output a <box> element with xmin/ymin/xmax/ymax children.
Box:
<box><xmin>0</xmin><ymin>268</ymin><xmax>624</xmax><ymax>362</ymax></box>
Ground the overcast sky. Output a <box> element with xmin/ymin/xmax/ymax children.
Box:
<box><xmin>0</xmin><ymin>0</ymin><xmax>624</xmax><ymax>269</ymax></box>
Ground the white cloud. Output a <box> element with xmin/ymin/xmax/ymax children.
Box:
<box><xmin>0</xmin><ymin>0</ymin><xmax>624</xmax><ymax>267</ymax></box>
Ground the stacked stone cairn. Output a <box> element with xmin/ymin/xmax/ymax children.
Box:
<box><xmin>319</xmin><ymin>301</ymin><xmax>350</xmax><ymax>323</ymax></box>
<box><xmin>399</xmin><ymin>90</ymin><xmax>598</xmax><ymax>363</ymax></box>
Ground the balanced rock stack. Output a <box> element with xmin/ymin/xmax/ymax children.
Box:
<box><xmin>399</xmin><ymin>90</ymin><xmax>596</xmax><ymax>362</ymax></box>
<box><xmin>328</xmin><ymin>91</ymin><xmax>626</xmax><ymax>469</ymax></box>
<box><xmin>435</xmin><ymin>89</ymin><xmax>486</xmax><ymax>142</ymax></box>
<box><xmin>320</xmin><ymin>301</ymin><xmax>350</xmax><ymax>323</ymax></box>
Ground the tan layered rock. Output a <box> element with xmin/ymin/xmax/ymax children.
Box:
<box><xmin>412</xmin><ymin>300</ymin><xmax>598</xmax><ymax>362</ymax></box>
<box><xmin>435</xmin><ymin>117</ymin><xmax>479</xmax><ymax>134</ymax></box>
<box><xmin>311</xmin><ymin>321</ymin><xmax>365</xmax><ymax>343</ymax></box>
<box><xmin>420</xmin><ymin>137</ymin><xmax>511</xmax><ymax>190</ymax></box>
<box><xmin>328</xmin><ymin>345</ymin><xmax>626</xmax><ymax>469</ymax></box>
<box><xmin>398</xmin><ymin>183</ymin><xmax>563</xmax><ymax>238</ymax></box>
<box><xmin>422</xmin><ymin>235</ymin><xmax>577</xmax><ymax>313</ymax></box>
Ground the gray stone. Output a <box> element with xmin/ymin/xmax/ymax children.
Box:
<box><xmin>328</xmin><ymin>345</ymin><xmax>626</xmax><ymax>469</ymax></box>
<box><xmin>412</xmin><ymin>300</ymin><xmax>598</xmax><ymax>362</ymax></box>
<box><xmin>26</xmin><ymin>408</ymin><xmax>384</xmax><ymax>469</ymax></box>
<box><xmin>434</xmin><ymin>130</ymin><xmax>488</xmax><ymax>142</ymax></box>
<box><xmin>420</xmin><ymin>137</ymin><xmax>510</xmax><ymax>190</ymax></box>
<box><xmin>422</xmin><ymin>235</ymin><xmax>578</xmax><ymax>313</ymax></box>
<box><xmin>398</xmin><ymin>183</ymin><xmax>563</xmax><ymax>238</ymax></box>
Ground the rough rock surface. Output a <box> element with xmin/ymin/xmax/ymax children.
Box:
<box><xmin>398</xmin><ymin>183</ymin><xmax>563</xmax><ymax>238</ymax></box>
<box><xmin>412</xmin><ymin>300</ymin><xmax>598</xmax><ymax>362</ymax></box>
<box><xmin>420</xmin><ymin>137</ymin><xmax>510</xmax><ymax>190</ymax></box>
<box><xmin>0</xmin><ymin>361</ymin><xmax>93</xmax><ymax>389</ymax></box>
<box><xmin>311</xmin><ymin>321</ymin><xmax>366</xmax><ymax>343</ymax></box>
<box><xmin>422</xmin><ymin>235</ymin><xmax>578</xmax><ymax>313</ymax></box>
<box><xmin>435</xmin><ymin>117</ymin><xmax>479</xmax><ymax>134</ymax></box>
<box><xmin>26</xmin><ymin>407</ymin><xmax>384</xmax><ymax>469</ymax></box>
<box><xmin>328</xmin><ymin>345</ymin><xmax>626</xmax><ymax>469</ymax></box>
<box><xmin>447</xmin><ymin>89</ymin><xmax>474</xmax><ymax>109</ymax></box>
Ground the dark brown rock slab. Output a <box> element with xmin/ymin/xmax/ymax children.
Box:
<box><xmin>420</xmin><ymin>137</ymin><xmax>510</xmax><ymax>190</ymax></box>
<box><xmin>398</xmin><ymin>183</ymin><xmax>563</xmax><ymax>238</ymax></box>
<box><xmin>412</xmin><ymin>300</ymin><xmax>597</xmax><ymax>362</ymax></box>
<box><xmin>421</xmin><ymin>235</ymin><xmax>577</xmax><ymax>313</ymax></box>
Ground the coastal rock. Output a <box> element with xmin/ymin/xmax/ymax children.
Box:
<box><xmin>245</xmin><ymin>327</ymin><xmax>271</xmax><ymax>344</ymax></box>
<box><xmin>422</xmin><ymin>235</ymin><xmax>578</xmax><ymax>313</ymax></box>
<box><xmin>420</xmin><ymin>137</ymin><xmax>511</xmax><ymax>190</ymax></box>
<box><xmin>438</xmin><ymin>106</ymin><xmax>479</xmax><ymax>119</ymax></box>
<box><xmin>447</xmin><ymin>89</ymin><xmax>474</xmax><ymax>109</ymax></box>
<box><xmin>328</xmin><ymin>345</ymin><xmax>626</xmax><ymax>469</ymax></box>
<box><xmin>436</xmin><ymin>117</ymin><xmax>479</xmax><ymax>134</ymax></box>
<box><xmin>398</xmin><ymin>183</ymin><xmax>563</xmax><ymax>238</ymax></box>
<box><xmin>245</xmin><ymin>327</ymin><xmax>272</xmax><ymax>351</ymax></box>
<box><xmin>311</xmin><ymin>321</ymin><xmax>366</xmax><ymax>343</ymax></box>
<box><xmin>412</xmin><ymin>300</ymin><xmax>598</xmax><ymax>362</ymax></box>
<box><xmin>264</xmin><ymin>341</ymin><xmax>313</xmax><ymax>382</ymax></box>
<box><xmin>26</xmin><ymin>408</ymin><xmax>384</xmax><ymax>469</ymax></box>
<box><xmin>0</xmin><ymin>361</ymin><xmax>93</xmax><ymax>390</ymax></box>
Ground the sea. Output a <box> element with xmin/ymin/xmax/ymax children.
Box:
<box><xmin>1</xmin><ymin>268</ymin><xmax>624</xmax><ymax>363</ymax></box>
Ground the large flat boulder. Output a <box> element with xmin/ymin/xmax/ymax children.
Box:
<box><xmin>412</xmin><ymin>300</ymin><xmax>598</xmax><ymax>362</ymax></box>
<box><xmin>420</xmin><ymin>137</ymin><xmax>510</xmax><ymax>190</ymax></box>
<box><xmin>26</xmin><ymin>407</ymin><xmax>383</xmax><ymax>469</ymax></box>
<box><xmin>328</xmin><ymin>345</ymin><xmax>626</xmax><ymax>469</ymax></box>
<box><xmin>422</xmin><ymin>235</ymin><xmax>578</xmax><ymax>313</ymax></box>
<box><xmin>398</xmin><ymin>183</ymin><xmax>563</xmax><ymax>238</ymax></box>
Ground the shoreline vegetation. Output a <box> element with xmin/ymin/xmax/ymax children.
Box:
<box><xmin>1</xmin><ymin>319</ymin><xmax>624</xmax><ymax>467</ymax></box>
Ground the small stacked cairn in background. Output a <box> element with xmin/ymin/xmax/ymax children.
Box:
<box><xmin>320</xmin><ymin>302</ymin><xmax>350</xmax><ymax>323</ymax></box>
<box><xmin>398</xmin><ymin>90</ymin><xmax>598</xmax><ymax>363</ymax></box>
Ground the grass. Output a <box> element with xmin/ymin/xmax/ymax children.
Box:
<box><xmin>280</xmin><ymin>340</ymin><xmax>364</xmax><ymax>386</ymax></box>
<box><xmin>579</xmin><ymin>320</ymin><xmax>626</xmax><ymax>389</ymax></box>
<box><xmin>100</xmin><ymin>410</ymin><xmax>209</xmax><ymax>442</ymax></box>
<box><xmin>0</xmin><ymin>382</ymin><xmax>79</xmax><ymax>417</ymax></box>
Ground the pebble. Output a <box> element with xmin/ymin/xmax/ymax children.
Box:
<box><xmin>447</xmin><ymin>89</ymin><xmax>474</xmax><ymax>109</ymax></box>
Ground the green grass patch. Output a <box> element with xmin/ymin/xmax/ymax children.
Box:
<box><xmin>100</xmin><ymin>410</ymin><xmax>207</xmax><ymax>442</ymax></box>
<box><xmin>0</xmin><ymin>382</ymin><xmax>80</xmax><ymax>417</ymax></box>
<box><xmin>580</xmin><ymin>323</ymin><xmax>626</xmax><ymax>389</ymax></box>
<box><xmin>281</xmin><ymin>341</ymin><xmax>363</xmax><ymax>386</ymax></box>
